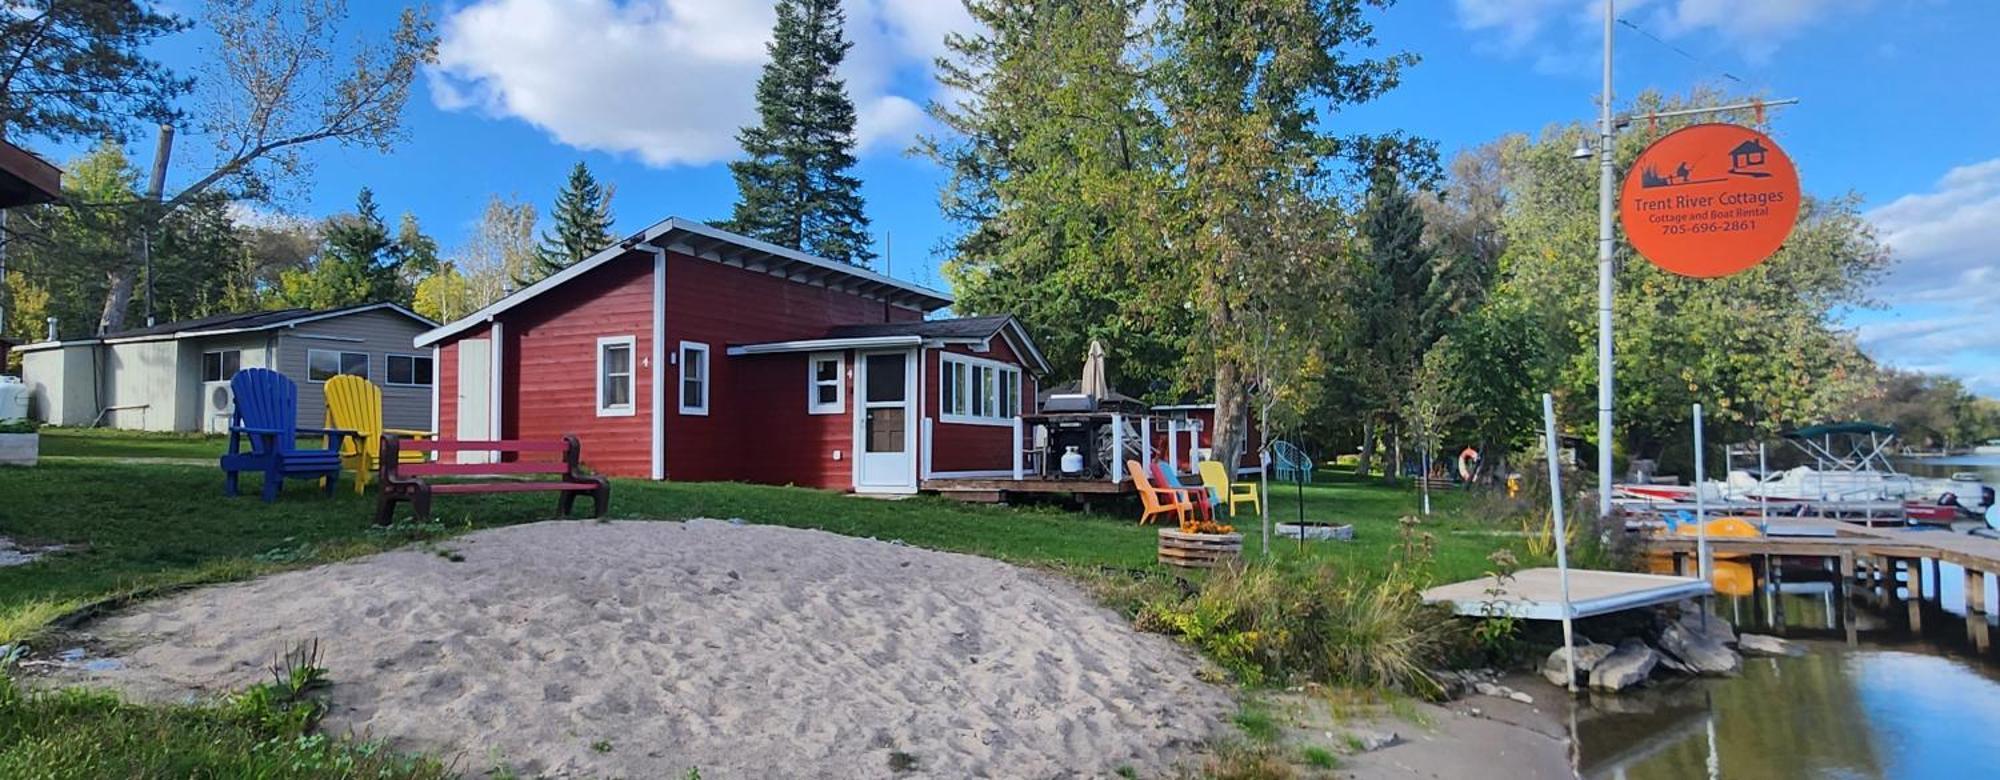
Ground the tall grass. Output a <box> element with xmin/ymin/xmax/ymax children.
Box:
<box><xmin>1128</xmin><ymin>561</ymin><xmax>1456</xmax><ymax>694</ymax></box>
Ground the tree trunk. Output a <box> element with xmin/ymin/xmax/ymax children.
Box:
<box><xmin>1387</xmin><ymin>425</ymin><xmax>1403</xmax><ymax>485</ymax></box>
<box><xmin>1211</xmin><ymin>358</ymin><xmax>1248</xmax><ymax>481</ymax></box>
<box><xmin>99</xmin><ymin>266</ymin><xmax>137</xmax><ymax>334</ymax></box>
<box><xmin>1356</xmin><ymin>418</ymin><xmax>1376</xmax><ymax>478</ymax></box>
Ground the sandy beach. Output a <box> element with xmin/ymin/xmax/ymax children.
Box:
<box><xmin>53</xmin><ymin>520</ymin><xmax>1231</xmax><ymax>778</ymax></box>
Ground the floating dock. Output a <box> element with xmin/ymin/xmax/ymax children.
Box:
<box><xmin>1421</xmin><ymin>568</ymin><xmax>1712</xmax><ymax>620</ymax></box>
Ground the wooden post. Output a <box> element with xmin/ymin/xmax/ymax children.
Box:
<box><xmin>1167</xmin><ymin>418</ymin><xmax>1179</xmax><ymax>474</ymax></box>
<box><xmin>1966</xmin><ymin>569</ymin><xmax>1988</xmax><ymax>614</ymax></box>
<box><xmin>1140</xmin><ymin>416</ymin><xmax>1153</xmax><ymax>471</ymax></box>
<box><xmin>921</xmin><ymin>417</ymin><xmax>934</xmax><ymax>481</ymax></box>
<box><xmin>1110</xmin><ymin>414</ymin><xmax>1125</xmax><ymax>483</ymax></box>
<box><xmin>1969</xmin><ymin>613</ymin><xmax>1992</xmax><ymax>653</ymax></box>
<box><xmin>1011</xmin><ymin>417</ymin><xmax>1024</xmax><ymax>482</ymax></box>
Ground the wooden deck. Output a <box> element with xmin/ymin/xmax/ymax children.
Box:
<box><xmin>1421</xmin><ymin>568</ymin><xmax>1712</xmax><ymax>620</ymax></box>
<box><xmin>920</xmin><ymin>477</ymin><xmax>1135</xmax><ymax>503</ymax></box>
<box><xmin>1642</xmin><ymin>518</ymin><xmax>2000</xmax><ymax>573</ymax></box>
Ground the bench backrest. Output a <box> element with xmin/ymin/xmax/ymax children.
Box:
<box><xmin>231</xmin><ymin>368</ymin><xmax>299</xmax><ymax>444</ymax></box>
<box><xmin>381</xmin><ymin>436</ymin><xmax>579</xmax><ymax>479</ymax></box>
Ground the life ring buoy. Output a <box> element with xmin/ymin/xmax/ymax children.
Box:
<box><xmin>1457</xmin><ymin>447</ymin><xmax>1479</xmax><ymax>482</ymax></box>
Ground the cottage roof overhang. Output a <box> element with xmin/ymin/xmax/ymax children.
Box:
<box><xmin>724</xmin><ymin>314</ymin><xmax>1052</xmax><ymax>375</ymax></box>
<box><xmin>13</xmin><ymin>302</ymin><xmax>434</xmax><ymax>352</ymax></box>
<box><xmin>414</xmin><ymin>218</ymin><xmax>954</xmax><ymax>349</ymax></box>
<box><xmin>0</xmin><ymin>139</ymin><xmax>60</xmax><ymax>208</ymax></box>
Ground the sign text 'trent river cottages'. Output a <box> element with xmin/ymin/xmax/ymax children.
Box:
<box><xmin>1618</xmin><ymin>123</ymin><xmax>1802</xmax><ymax>278</ymax></box>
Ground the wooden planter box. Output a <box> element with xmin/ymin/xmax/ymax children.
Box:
<box><xmin>0</xmin><ymin>433</ymin><xmax>39</xmax><ymax>466</ymax></box>
<box><xmin>1158</xmin><ymin>529</ymin><xmax>1243</xmax><ymax>569</ymax></box>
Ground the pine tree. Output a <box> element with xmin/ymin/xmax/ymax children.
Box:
<box><xmin>523</xmin><ymin>162</ymin><xmax>615</xmax><ymax>285</ymax></box>
<box><xmin>725</xmin><ymin>0</ymin><xmax>874</xmax><ymax>266</ymax></box>
<box><xmin>274</xmin><ymin>188</ymin><xmax>412</xmax><ymax>309</ymax></box>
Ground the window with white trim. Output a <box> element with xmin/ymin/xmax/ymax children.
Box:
<box><xmin>596</xmin><ymin>336</ymin><xmax>636</xmax><ymax>417</ymax></box>
<box><xmin>307</xmin><ymin>349</ymin><xmax>368</xmax><ymax>382</ymax></box>
<box><xmin>679</xmin><ymin>341</ymin><xmax>710</xmax><ymax>415</ymax></box>
<box><xmin>201</xmin><ymin>349</ymin><xmax>241</xmax><ymax>382</ymax></box>
<box><xmin>385</xmin><ymin>354</ymin><xmax>434</xmax><ymax>387</ymax></box>
<box><xmin>940</xmin><ymin>354</ymin><xmax>1020</xmax><ymax>424</ymax></box>
<box><xmin>808</xmin><ymin>352</ymin><xmax>843</xmax><ymax>414</ymax></box>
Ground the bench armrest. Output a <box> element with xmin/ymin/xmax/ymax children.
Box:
<box><xmin>382</xmin><ymin>428</ymin><xmax>434</xmax><ymax>438</ymax></box>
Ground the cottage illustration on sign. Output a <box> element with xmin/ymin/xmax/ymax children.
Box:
<box><xmin>1639</xmin><ymin>137</ymin><xmax>1776</xmax><ymax>189</ymax></box>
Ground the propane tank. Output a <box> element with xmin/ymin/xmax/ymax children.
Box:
<box><xmin>1060</xmin><ymin>445</ymin><xmax>1084</xmax><ymax>475</ymax></box>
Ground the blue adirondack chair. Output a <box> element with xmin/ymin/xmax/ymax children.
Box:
<box><xmin>220</xmin><ymin>368</ymin><xmax>356</xmax><ymax>501</ymax></box>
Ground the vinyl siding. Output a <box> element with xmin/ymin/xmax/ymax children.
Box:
<box><xmin>500</xmin><ymin>259</ymin><xmax>656</xmax><ymax>477</ymax></box>
<box><xmin>661</xmin><ymin>250</ymin><xmax>923</xmax><ymax>484</ymax></box>
<box><xmin>274</xmin><ymin>309</ymin><xmax>433</xmax><ymax>431</ymax></box>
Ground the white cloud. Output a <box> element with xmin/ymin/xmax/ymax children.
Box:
<box><xmin>1851</xmin><ymin>157</ymin><xmax>2000</xmax><ymax>394</ymax></box>
<box><xmin>1866</xmin><ymin>157</ymin><xmax>2000</xmax><ymax>304</ymax></box>
<box><xmin>428</xmin><ymin>0</ymin><xmax>964</xmax><ymax>168</ymax></box>
<box><xmin>1453</xmin><ymin>0</ymin><xmax>1871</xmax><ymax>67</ymax></box>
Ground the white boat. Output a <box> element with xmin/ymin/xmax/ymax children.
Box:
<box><xmin>1614</xmin><ymin>422</ymin><xmax>1993</xmax><ymax>517</ymax></box>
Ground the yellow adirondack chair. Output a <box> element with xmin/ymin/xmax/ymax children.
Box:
<box><xmin>324</xmin><ymin>375</ymin><xmax>433</xmax><ymax>493</ymax></box>
<box><xmin>1199</xmin><ymin>460</ymin><xmax>1260</xmax><ymax>518</ymax></box>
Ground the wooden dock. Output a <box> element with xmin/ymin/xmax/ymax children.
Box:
<box><xmin>1420</xmin><ymin>568</ymin><xmax>1711</xmax><ymax>620</ymax></box>
<box><xmin>920</xmin><ymin>477</ymin><xmax>1134</xmax><ymax>504</ymax></box>
<box><xmin>1640</xmin><ymin>520</ymin><xmax>2000</xmax><ymax>626</ymax></box>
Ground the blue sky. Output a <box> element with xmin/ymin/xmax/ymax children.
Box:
<box><xmin>41</xmin><ymin>0</ymin><xmax>2000</xmax><ymax>393</ymax></box>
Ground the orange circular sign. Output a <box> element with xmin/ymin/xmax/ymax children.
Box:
<box><xmin>1618</xmin><ymin>123</ymin><xmax>1801</xmax><ymax>278</ymax></box>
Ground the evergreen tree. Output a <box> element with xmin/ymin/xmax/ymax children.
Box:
<box><xmin>274</xmin><ymin>188</ymin><xmax>413</xmax><ymax>309</ymax></box>
<box><xmin>522</xmin><ymin>162</ymin><xmax>614</xmax><ymax>285</ymax></box>
<box><xmin>724</xmin><ymin>0</ymin><xmax>874</xmax><ymax>266</ymax></box>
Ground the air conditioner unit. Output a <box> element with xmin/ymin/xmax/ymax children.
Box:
<box><xmin>203</xmin><ymin>381</ymin><xmax>234</xmax><ymax>433</ymax></box>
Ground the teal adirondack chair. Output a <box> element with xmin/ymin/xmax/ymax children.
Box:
<box><xmin>1272</xmin><ymin>440</ymin><xmax>1314</xmax><ymax>484</ymax></box>
<box><xmin>220</xmin><ymin>368</ymin><xmax>356</xmax><ymax>501</ymax></box>
<box><xmin>1151</xmin><ymin>461</ymin><xmax>1217</xmax><ymax>521</ymax></box>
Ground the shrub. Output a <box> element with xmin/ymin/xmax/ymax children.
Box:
<box><xmin>1136</xmin><ymin>561</ymin><xmax>1453</xmax><ymax>693</ymax></box>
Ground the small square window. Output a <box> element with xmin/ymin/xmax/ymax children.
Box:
<box><xmin>202</xmin><ymin>350</ymin><xmax>241</xmax><ymax>383</ymax></box>
<box><xmin>385</xmin><ymin>354</ymin><xmax>433</xmax><ymax>387</ymax></box>
<box><xmin>308</xmin><ymin>349</ymin><xmax>368</xmax><ymax>382</ymax></box>
<box><xmin>679</xmin><ymin>341</ymin><xmax>710</xmax><ymax>416</ymax></box>
<box><xmin>597</xmin><ymin>336</ymin><xmax>635</xmax><ymax>417</ymax></box>
<box><xmin>808</xmin><ymin>353</ymin><xmax>843</xmax><ymax>414</ymax></box>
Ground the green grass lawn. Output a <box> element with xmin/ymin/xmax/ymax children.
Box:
<box><xmin>2</xmin><ymin>429</ymin><xmax>1532</xmax><ymax>777</ymax></box>
<box><xmin>34</xmin><ymin>427</ymin><xmax>229</xmax><ymax>460</ymax></box>
<box><xmin>3</xmin><ymin>431</ymin><xmax>1530</xmax><ymax>641</ymax></box>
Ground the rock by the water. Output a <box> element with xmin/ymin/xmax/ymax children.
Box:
<box><xmin>1348</xmin><ymin>729</ymin><xmax>1402</xmax><ymax>752</ymax></box>
<box><xmin>1738</xmin><ymin>633</ymin><xmax>1806</xmax><ymax>657</ymax></box>
<box><xmin>1541</xmin><ymin>642</ymin><xmax>1617</xmax><ymax>687</ymax></box>
<box><xmin>1473</xmin><ymin>681</ymin><xmax>1503</xmax><ymax>698</ymax></box>
<box><xmin>1590</xmin><ymin>640</ymin><xmax>1660</xmax><ymax>692</ymax></box>
<box><xmin>1508</xmin><ymin>690</ymin><xmax>1534</xmax><ymax>704</ymax></box>
<box><xmin>1658</xmin><ymin>621</ymin><xmax>1741</xmax><ymax>676</ymax></box>
<box><xmin>1676</xmin><ymin>602</ymin><xmax>1737</xmax><ymax>646</ymax></box>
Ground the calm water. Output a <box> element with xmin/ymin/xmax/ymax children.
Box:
<box><xmin>1576</xmin><ymin>567</ymin><xmax>2000</xmax><ymax>780</ymax></box>
<box><xmin>1893</xmin><ymin>453</ymin><xmax>2000</xmax><ymax>484</ymax></box>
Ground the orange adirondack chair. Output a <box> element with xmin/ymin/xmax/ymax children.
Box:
<box><xmin>324</xmin><ymin>375</ymin><xmax>434</xmax><ymax>494</ymax></box>
<box><xmin>1129</xmin><ymin>459</ymin><xmax>1194</xmax><ymax>526</ymax></box>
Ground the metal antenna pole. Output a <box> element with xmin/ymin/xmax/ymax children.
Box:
<box><xmin>1595</xmin><ymin>0</ymin><xmax>1618</xmax><ymax>518</ymax></box>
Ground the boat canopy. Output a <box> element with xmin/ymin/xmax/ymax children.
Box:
<box><xmin>1783</xmin><ymin>421</ymin><xmax>1895</xmax><ymax>439</ymax></box>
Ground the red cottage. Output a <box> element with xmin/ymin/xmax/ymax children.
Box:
<box><xmin>414</xmin><ymin>218</ymin><xmax>1050</xmax><ymax>495</ymax></box>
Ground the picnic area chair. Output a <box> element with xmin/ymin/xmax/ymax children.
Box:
<box><xmin>1199</xmin><ymin>460</ymin><xmax>1261</xmax><ymax>518</ymax></box>
<box><xmin>324</xmin><ymin>375</ymin><xmax>434</xmax><ymax>494</ymax></box>
<box><xmin>1128</xmin><ymin>459</ymin><xmax>1194</xmax><ymax>526</ymax></box>
<box><xmin>1151</xmin><ymin>461</ymin><xmax>1216</xmax><ymax>522</ymax></box>
<box><xmin>1272</xmin><ymin>440</ymin><xmax>1314</xmax><ymax>484</ymax></box>
<box><xmin>220</xmin><ymin>368</ymin><xmax>356</xmax><ymax>502</ymax></box>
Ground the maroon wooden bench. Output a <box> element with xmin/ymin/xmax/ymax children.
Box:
<box><xmin>374</xmin><ymin>435</ymin><xmax>610</xmax><ymax>525</ymax></box>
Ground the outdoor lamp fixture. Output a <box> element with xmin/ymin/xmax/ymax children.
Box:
<box><xmin>1571</xmin><ymin>140</ymin><xmax>1594</xmax><ymax>160</ymax></box>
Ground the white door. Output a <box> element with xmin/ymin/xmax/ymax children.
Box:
<box><xmin>456</xmin><ymin>338</ymin><xmax>491</xmax><ymax>464</ymax></box>
<box><xmin>854</xmin><ymin>350</ymin><xmax>916</xmax><ymax>492</ymax></box>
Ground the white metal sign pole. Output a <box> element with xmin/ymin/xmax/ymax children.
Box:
<box><xmin>1543</xmin><ymin>393</ymin><xmax>1578</xmax><ymax>692</ymax></box>
<box><xmin>1693</xmin><ymin>403</ymin><xmax>1710</xmax><ymax>580</ymax></box>
<box><xmin>1595</xmin><ymin>0</ymin><xmax>1618</xmax><ymax>518</ymax></box>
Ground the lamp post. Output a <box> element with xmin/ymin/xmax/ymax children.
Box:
<box><xmin>1594</xmin><ymin>0</ymin><xmax>1617</xmax><ymax>517</ymax></box>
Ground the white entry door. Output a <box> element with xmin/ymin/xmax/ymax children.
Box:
<box><xmin>854</xmin><ymin>350</ymin><xmax>916</xmax><ymax>492</ymax></box>
<box><xmin>456</xmin><ymin>338</ymin><xmax>491</xmax><ymax>464</ymax></box>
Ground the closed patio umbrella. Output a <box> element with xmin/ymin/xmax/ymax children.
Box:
<box><xmin>1081</xmin><ymin>339</ymin><xmax>1109</xmax><ymax>401</ymax></box>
